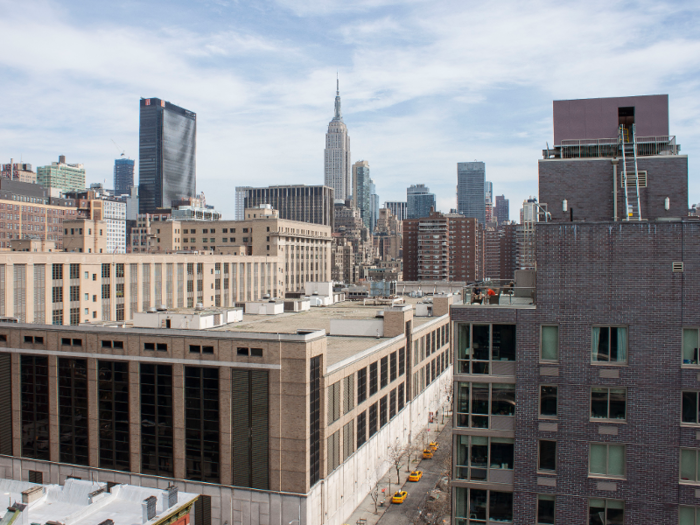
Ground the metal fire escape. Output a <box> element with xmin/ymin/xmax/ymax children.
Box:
<box><xmin>619</xmin><ymin>124</ymin><xmax>642</xmax><ymax>221</ymax></box>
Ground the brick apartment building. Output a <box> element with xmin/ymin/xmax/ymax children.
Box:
<box><xmin>451</xmin><ymin>94</ymin><xmax>697</xmax><ymax>524</ymax></box>
<box><xmin>0</xmin><ymin>295</ymin><xmax>453</xmax><ymax>525</ymax></box>
<box><xmin>403</xmin><ymin>210</ymin><xmax>483</xmax><ymax>282</ymax></box>
<box><xmin>484</xmin><ymin>224</ymin><xmax>518</xmax><ymax>281</ymax></box>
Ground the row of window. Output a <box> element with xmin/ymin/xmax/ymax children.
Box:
<box><xmin>455</xmin><ymin>489</ymin><xmax>625</xmax><ymax>525</ymax></box>
<box><xmin>538</xmin><ymin>385</ymin><xmax>626</xmax><ymax>421</ymax></box>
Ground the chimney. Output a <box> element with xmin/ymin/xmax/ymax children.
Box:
<box><xmin>166</xmin><ymin>484</ymin><xmax>178</xmax><ymax>508</ymax></box>
<box><xmin>59</xmin><ymin>155</ymin><xmax>66</xmax><ymax>164</ymax></box>
<box><xmin>142</xmin><ymin>496</ymin><xmax>157</xmax><ymax>523</ymax></box>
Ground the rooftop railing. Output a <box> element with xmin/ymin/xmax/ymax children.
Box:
<box><xmin>547</xmin><ymin>135</ymin><xmax>680</xmax><ymax>159</ymax></box>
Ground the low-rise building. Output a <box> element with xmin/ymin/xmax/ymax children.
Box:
<box><xmin>37</xmin><ymin>155</ymin><xmax>86</xmax><ymax>193</ymax></box>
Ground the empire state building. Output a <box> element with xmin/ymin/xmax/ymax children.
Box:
<box><xmin>324</xmin><ymin>78</ymin><xmax>351</xmax><ymax>201</ymax></box>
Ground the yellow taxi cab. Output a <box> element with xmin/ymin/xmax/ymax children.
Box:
<box><xmin>408</xmin><ymin>470</ymin><xmax>423</xmax><ymax>482</ymax></box>
<box><xmin>422</xmin><ymin>448</ymin><xmax>433</xmax><ymax>459</ymax></box>
<box><xmin>391</xmin><ymin>491</ymin><xmax>408</xmax><ymax>504</ymax></box>
<box><xmin>429</xmin><ymin>441</ymin><xmax>439</xmax><ymax>451</ymax></box>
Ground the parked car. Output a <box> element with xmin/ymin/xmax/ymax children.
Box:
<box><xmin>422</xmin><ymin>449</ymin><xmax>434</xmax><ymax>459</ymax></box>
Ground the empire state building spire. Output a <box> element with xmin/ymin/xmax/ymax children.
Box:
<box><xmin>333</xmin><ymin>75</ymin><xmax>342</xmax><ymax>121</ymax></box>
<box><xmin>324</xmin><ymin>75</ymin><xmax>351</xmax><ymax>200</ymax></box>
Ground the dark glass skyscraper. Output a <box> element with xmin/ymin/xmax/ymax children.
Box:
<box><xmin>457</xmin><ymin>161</ymin><xmax>486</xmax><ymax>224</ymax></box>
<box><xmin>113</xmin><ymin>157</ymin><xmax>135</xmax><ymax>196</ymax></box>
<box><xmin>138</xmin><ymin>98</ymin><xmax>196</xmax><ymax>214</ymax></box>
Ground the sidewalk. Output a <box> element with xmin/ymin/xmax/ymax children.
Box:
<box><xmin>343</xmin><ymin>415</ymin><xmax>452</xmax><ymax>525</ymax></box>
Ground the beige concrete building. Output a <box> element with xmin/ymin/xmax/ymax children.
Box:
<box><xmin>0</xmin><ymin>252</ymin><xmax>278</xmax><ymax>325</ymax></box>
<box><xmin>0</xmin><ymin>295</ymin><xmax>453</xmax><ymax>525</ymax></box>
<box><xmin>134</xmin><ymin>206</ymin><xmax>333</xmax><ymax>293</ymax></box>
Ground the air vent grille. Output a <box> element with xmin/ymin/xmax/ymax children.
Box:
<box><xmin>673</xmin><ymin>262</ymin><xmax>684</xmax><ymax>273</ymax></box>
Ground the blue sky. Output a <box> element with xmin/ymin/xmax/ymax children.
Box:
<box><xmin>1</xmin><ymin>0</ymin><xmax>699</xmax><ymax>220</ymax></box>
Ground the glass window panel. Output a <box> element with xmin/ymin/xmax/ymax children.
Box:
<box><xmin>492</xmin><ymin>324</ymin><xmax>516</xmax><ymax>361</ymax></box>
<box><xmin>469</xmin><ymin>489</ymin><xmax>487</xmax><ymax>520</ymax></box>
<box><xmin>458</xmin><ymin>324</ymin><xmax>470</xmax><ymax>360</ymax></box>
<box><xmin>609</xmin><ymin>389</ymin><xmax>626</xmax><ymax>420</ymax></box>
<box><xmin>607</xmin><ymin>503</ymin><xmax>624</xmax><ymax>525</ymax></box>
<box><xmin>491</xmin><ymin>384</ymin><xmax>515</xmax><ymax>416</ymax></box>
<box><xmin>540</xmin><ymin>386</ymin><xmax>557</xmax><ymax>417</ymax></box>
<box><xmin>537</xmin><ymin>495</ymin><xmax>555</xmax><ymax>525</ymax></box>
<box><xmin>614</xmin><ymin>327</ymin><xmax>627</xmax><ymax>363</ymax></box>
<box><xmin>472</xmin><ymin>384</ymin><xmax>489</xmax><ymax>415</ymax></box>
<box><xmin>456</xmin><ymin>435</ymin><xmax>469</xmax><ymax>467</ymax></box>
<box><xmin>679</xmin><ymin>506</ymin><xmax>696</xmax><ymax>525</ymax></box>
<box><xmin>457</xmin><ymin>383</ymin><xmax>469</xmax><ymax>428</ymax></box>
<box><xmin>591</xmin><ymin>388</ymin><xmax>609</xmax><ymax>419</ymax></box>
<box><xmin>681</xmin><ymin>449</ymin><xmax>697</xmax><ymax>482</ymax></box>
<box><xmin>590</xmin><ymin>444</ymin><xmax>607</xmax><ymax>475</ymax></box>
<box><xmin>489</xmin><ymin>491</ymin><xmax>513</xmax><ymax>522</ymax></box>
<box><xmin>684</xmin><ymin>329</ymin><xmax>699</xmax><ymax>365</ymax></box>
<box><xmin>541</xmin><ymin>326</ymin><xmax>558</xmax><ymax>361</ymax></box>
<box><xmin>455</xmin><ymin>487</ymin><xmax>468</xmax><ymax>519</ymax></box>
<box><xmin>471</xmin><ymin>436</ymin><xmax>488</xmax><ymax>468</ymax></box>
<box><xmin>608</xmin><ymin>445</ymin><xmax>625</xmax><ymax>476</ymax></box>
<box><xmin>683</xmin><ymin>392</ymin><xmax>699</xmax><ymax>424</ymax></box>
<box><xmin>589</xmin><ymin>499</ymin><xmax>606</xmax><ymax>525</ymax></box>
<box><xmin>472</xmin><ymin>325</ymin><xmax>490</xmax><ymax>361</ymax></box>
<box><xmin>491</xmin><ymin>440</ymin><xmax>514</xmax><ymax>469</ymax></box>
<box><xmin>539</xmin><ymin>440</ymin><xmax>556</xmax><ymax>472</ymax></box>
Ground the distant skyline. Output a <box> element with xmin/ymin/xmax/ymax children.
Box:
<box><xmin>1</xmin><ymin>0</ymin><xmax>699</xmax><ymax>220</ymax></box>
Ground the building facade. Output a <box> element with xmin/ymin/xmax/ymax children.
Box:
<box><xmin>495</xmin><ymin>195</ymin><xmax>509</xmax><ymax>225</ymax></box>
<box><xmin>407</xmin><ymin>185</ymin><xmax>436</xmax><ymax>220</ymax></box>
<box><xmin>1</xmin><ymin>161</ymin><xmax>36</xmax><ymax>184</ymax></box>
<box><xmin>324</xmin><ymin>80</ymin><xmax>351</xmax><ymax>201</ymax></box>
<box><xmin>352</xmin><ymin>161</ymin><xmax>371</xmax><ymax>229</ymax></box>
<box><xmin>0</xmin><ymin>252</ymin><xmax>276</xmax><ymax>325</ymax></box>
<box><xmin>457</xmin><ymin>162</ymin><xmax>486</xmax><ymax>225</ymax></box>
<box><xmin>114</xmin><ymin>157</ymin><xmax>135</xmax><ymax>196</ymax></box>
<box><xmin>36</xmin><ymin>156</ymin><xmax>85</xmax><ymax>194</ymax></box>
<box><xmin>385</xmin><ymin>201</ymin><xmax>407</xmax><ymax>221</ymax></box>
<box><xmin>0</xmin><ymin>296</ymin><xmax>453</xmax><ymax>525</ymax></box>
<box><xmin>403</xmin><ymin>210</ymin><xmax>483</xmax><ymax>282</ymax></box>
<box><xmin>450</xmin><ymin>94</ymin><xmax>694</xmax><ymax>524</ymax></box>
<box><xmin>238</xmin><ymin>185</ymin><xmax>334</xmax><ymax>227</ymax></box>
<box><xmin>138</xmin><ymin>98</ymin><xmax>197</xmax><ymax>214</ymax></box>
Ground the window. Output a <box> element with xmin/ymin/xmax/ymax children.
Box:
<box><xmin>540</xmin><ymin>386</ymin><xmax>557</xmax><ymax>418</ymax></box>
<box><xmin>343</xmin><ymin>375</ymin><xmax>354</xmax><ymax>414</ymax></box>
<box><xmin>357</xmin><ymin>411</ymin><xmax>367</xmax><ymax>448</ymax></box>
<box><xmin>456</xmin><ymin>323</ymin><xmax>516</xmax><ymax>374</ymax></box>
<box><xmin>680</xmin><ymin>506</ymin><xmax>700</xmax><ymax>525</ymax></box>
<box><xmin>455</xmin><ymin>435</ymin><xmax>513</xmax><ymax>481</ymax></box>
<box><xmin>368</xmin><ymin>402</ymin><xmax>378</xmax><ymax>437</ymax></box>
<box><xmin>379</xmin><ymin>395</ymin><xmax>387</xmax><ymax>427</ymax></box>
<box><xmin>592</xmin><ymin>326</ymin><xmax>627</xmax><ymax>363</ymax></box>
<box><xmin>369</xmin><ymin>362</ymin><xmax>378</xmax><ymax>396</ymax></box>
<box><xmin>455</xmin><ymin>488</ymin><xmax>513</xmax><ymax>524</ymax></box>
<box><xmin>591</xmin><ymin>388</ymin><xmax>626</xmax><ymax>420</ymax></box>
<box><xmin>204</xmin><ymin>346</ymin><xmax>215</xmax><ymax>354</ymax></box>
<box><xmin>102</xmin><ymin>340</ymin><xmax>112</xmax><ymax>348</ymax></box>
<box><xmin>28</xmin><ymin>470</ymin><xmax>43</xmax><ymax>484</ymax></box>
<box><xmin>683</xmin><ymin>392</ymin><xmax>700</xmax><ymax>424</ymax></box>
<box><xmin>156</xmin><ymin>343</ymin><xmax>167</xmax><ymax>352</ymax></box>
<box><xmin>541</xmin><ymin>325</ymin><xmax>559</xmax><ymax>361</ymax></box>
<box><xmin>390</xmin><ymin>352</ymin><xmax>397</xmax><ymax>382</ymax></box>
<box><xmin>190</xmin><ymin>345</ymin><xmax>201</xmax><ymax>354</ymax></box>
<box><xmin>398</xmin><ymin>347</ymin><xmax>405</xmax><ymax>376</ymax></box>
<box><xmin>589</xmin><ymin>443</ymin><xmax>625</xmax><ymax>478</ymax></box>
<box><xmin>588</xmin><ymin>499</ymin><xmax>624</xmax><ymax>525</ymax></box>
<box><xmin>537</xmin><ymin>494</ymin><xmax>555</xmax><ymax>524</ymax></box>
<box><xmin>684</xmin><ymin>328</ymin><xmax>700</xmax><ymax>365</ymax></box>
<box><xmin>681</xmin><ymin>449</ymin><xmax>700</xmax><ymax>483</ymax></box>
<box><xmin>539</xmin><ymin>440</ymin><xmax>557</xmax><ymax>472</ymax></box>
<box><xmin>456</xmin><ymin>382</ymin><xmax>515</xmax><ymax>428</ymax></box>
<box><xmin>357</xmin><ymin>368</ymin><xmax>367</xmax><ymax>405</ymax></box>
<box><xmin>380</xmin><ymin>356</ymin><xmax>388</xmax><ymax>388</ymax></box>
<box><xmin>144</xmin><ymin>343</ymin><xmax>155</xmax><ymax>351</ymax></box>
<box><xmin>328</xmin><ymin>381</ymin><xmax>341</xmax><ymax>424</ymax></box>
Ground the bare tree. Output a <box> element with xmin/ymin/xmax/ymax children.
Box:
<box><xmin>441</xmin><ymin>382</ymin><xmax>453</xmax><ymax>424</ymax></box>
<box><xmin>387</xmin><ymin>440</ymin><xmax>411</xmax><ymax>485</ymax></box>
<box><xmin>368</xmin><ymin>479</ymin><xmax>381</xmax><ymax>514</ymax></box>
<box><xmin>406</xmin><ymin>429</ymin><xmax>426</xmax><ymax>472</ymax></box>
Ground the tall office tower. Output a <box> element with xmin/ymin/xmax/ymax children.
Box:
<box><xmin>37</xmin><ymin>155</ymin><xmax>86</xmax><ymax>193</ymax></box>
<box><xmin>451</xmin><ymin>94</ymin><xmax>690</xmax><ymax>524</ymax></box>
<box><xmin>239</xmin><ymin>185</ymin><xmax>334</xmax><ymax>227</ymax></box>
<box><xmin>457</xmin><ymin>161</ymin><xmax>486</xmax><ymax>224</ymax></box>
<box><xmin>369</xmin><ymin>182</ymin><xmax>379</xmax><ymax>233</ymax></box>
<box><xmin>407</xmin><ymin>184</ymin><xmax>436</xmax><ymax>219</ymax></box>
<box><xmin>352</xmin><ymin>160</ymin><xmax>371</xmax><ymax>228</ymax></box>
<box><xmin>324</xmin><ymin>79</ymin><xmax>351</xmax><ymax>201</ymax></box>
<box><xmin>403</xmin><ymin>209</ymin><xmax>482</xmax><ymax>282</ymax></box>
<box><xmin>138</xmin><ymin>98</ymin><xmax>196</xmax><ymax>214</ymax></box>
<box><xmin>235</xmin><ymin>186</ymin><xmax>251</xmax><ymax>220</ymax></box>
<box><xmin>114</xmin><ymin>157</ymin><xmax>135</xmax><ymax>196</ymax></box>
<box><xmin>484</xmin><ymin>180</ymin><xmax>493</xmax><ymax>202</ymax></box>
<box><xmin>385</xmin><ymin>201</ymin><xmax>407</xmax><ymax>221</ymax></box>
<box><xmin>495</xmin><ymin>195</ymin><xmax>509</xmax><ymax>224</ymax></box>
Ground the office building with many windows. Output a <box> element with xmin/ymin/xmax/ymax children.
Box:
<box><xmin>457</xmin><ymin>162</ymin><xmax>486</xmax><ymax>225</ymax></box>
<box><xmin>407</xmin><ymin>184</ymin><xmax>436</xmax><ymax>220</ymax></box>
<box><xmin>138</xmin><ymin>98</ymin><xmax>197</xmax><ymax>214</ymax></box>
<box><xmin>36</xmin><ymin>155</ymin><xmax>86</xmax><ymax>194</ymax></box>
<box><xmin>236</xmin><ymin>184</ymin><xmax>334</xmax><ymax>227</ymax></box>
<box><xmin>450</xmin><ymin>95</ymin><xmax>694</xmax><ymax>524</ymax></box>
<box><xmin>114</xmin><ymin>157</ymin><xmax>135</xmax><ymax>196</ymax></box>
<box><xmin>0</xmin><ymin>294</ymin><xmax>453</xmax><ymax>525</ymax></box>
